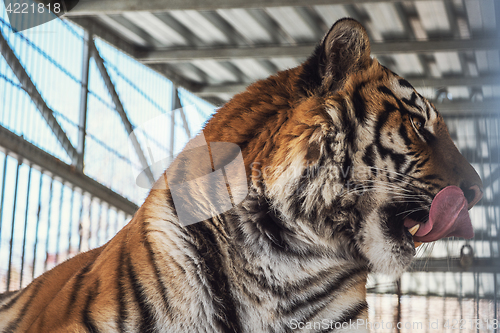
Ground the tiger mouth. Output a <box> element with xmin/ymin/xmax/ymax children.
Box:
<box><xmin>402</xmin><ymin>186</ymin><xmax>474</xmax><ymax>249</ymax></box>
<box><xmin>406</xmin><ymin>224</ymin><xmax>423</xmax><ymax>248</ymax></box>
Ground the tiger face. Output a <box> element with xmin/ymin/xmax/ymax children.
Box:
<box><xmin>238</xmin><ymin>18</ymin><xmax>483</xmax><ymax>277</ymax></box>
<box><xmin>343</xmin><ymin>70</ymin><xmax>483</xmax><ymax>275</ymax></box>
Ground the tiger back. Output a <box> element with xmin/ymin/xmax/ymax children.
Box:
<box><xmin>0</xmin><ymin>18</ymin><xmax>482</xmax><ymax>333</ymax></box>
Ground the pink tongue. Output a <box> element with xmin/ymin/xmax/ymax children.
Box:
<box><xmin>404</xmin><ymin>186</ymin><xmax>474</xmax><ymax>242</ymax></box>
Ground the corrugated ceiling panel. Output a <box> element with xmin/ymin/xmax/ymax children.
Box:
<box><xmin>266</xmin><ymin>7</ymin><xmax>316</xmax><ymax>42</ymax></box>
<box><xmin>475</xmin><ymin>50</ymin><xmax>500</xmax><ymax>73</ymax></box>
<box><xmin>482</xmin><ymin>86</ymin><xmax>500</xmax><ymax>99</ymax></box>
<box><xmin>456</xmin><ymin>17</ymin><xmax>471</xmax><ymax>38</ymax></box>
<box><xmin>434</xmin><ymin>52</ymin><xmax>462</xmax><ymax>75</ymax></box>
<box><xmin>270</xmin><ymin>57</ymin><xmax>301</xmax><ymax>71</ymax></box>
<box><xmin>391</xmin><ymin>54</ymin><xmax>424</xmax><ymax>76</ymax></box>
<box><xmin>74</xmin><ymin>0</ymin><xmax>499</xmax><ymax>110</ymax></box>
<box><xmin>96</xmin><ymin>15</ymin><xmax>149</xmax><ymax>46</ymax></box>
<box><xmin>313</xmin><ymin>5</ymin><xmax>350</xmax><ymax>27</ymax></box>
<box><xmin>231</xmin><ymin>59</ymin><xmax>270</xmax><ymax>81</ymax></box>
<box><xmin>191</xmin><ymin>60</ymin><xmax>238</xmax><ymax>83</ymax></box>
<box><xmin>169</xmin><ymin>10</ymin><xmax>229</xmax><ymax>44</ymax></box>
<box><xmin>414</xmin><ymin>86</ymin><xmax>437</xmax><ymax>100</ymax></box>
<box><xmin>122</xmin><ymin>12</ymin><xmax>187</xmax><ymax>46</ymax></box>
<box><xmin>362</xmin><ymin>3</ymin><xmax>406</xmax><ymax>37</ymax></box>
<box><xmin>216</xmin><ymin>9</ymin><xmax>273</xmax><ymax>44</ymax></box>
<box><xmin>409</xmin><ymin>16</ymin><xmax>428</xmax><ymax>40</ymax></box>
<box><xmin>216</xmin><ymin>93</ymin><xmax>236</xmax><ymax>101</ymax></box>
<box><xmin>415</xmin><ymin>1</ymin><xmax>451</xmax><ymax>32</ymax></box>
<box><xmin>465</xmin><ymin>0</ymin><xmax>497</xmax><ymax>31</ymax></box>
<box><xmin>170</xmin><ymin>63</ymin><xmax>206</xmax><ymax>83</ymax></box>
<box><xmin>448</xmin><ymin>86</ymin><xmax>470</xmax><ymax>100</ymax></box>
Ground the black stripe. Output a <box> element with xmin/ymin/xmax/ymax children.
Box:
<box><xmin>377</xmin><ymin>86</ymin><xmax>412</xmax><ymax>117</ymax></box>
<box><xmin>398</xmin><ymin>79</ymin><xmax>413</xmax><ymax>89</ymax></box>
<box><xmin>352</xmin><ymin>82</ymin><xmax>368</xmax><ymax>123</ymax></box>
<box><xmin>339</xmin><ymin>99</ymin><xmax>356</xmax><ymax>157</ymax></box>
<box><xmin>398</xmin><ymin>123</ymin><xmax>412</xmax><ymax>147</ymax></box>
<box><xmin>373</xmin><ymin>106</ymin><xmax>393</xmax><ymax>160</ymax></box>
<box><xmin>237</xmin><ymin>192</ymin><xmax>325</xmax><ymax>259</ymax></box>
<box><xmin>126</xmin><ymin>251</ymin><xmax>158</xmax><ymax>333</ymax></box>
<box><xmin>0</xmin><ymin>290</ymin><xmax>24</xmax><ymax>311</ymax></box>
<box><xmin>66</xmin><ymin>261</ymin><xmax>93</xmax><ymax>318</ymax></box>
<box><xmin>402</xmin><ymin>92</ymin><xmax>420</xmax><ymax>111</ymax></box>
<box><xmin>4</xmin><ymin>280</ymin><xmax>43</xmax><ymax>331</ymax></box>
<box><xmin>390</xmin><ymin>152</ymin><xmax>407</xmax><ymax>174</ymax></box>
<box><xmin>377</xmin><ymin>85</ymin><xmax>395</xmax><ymax>98</ymax></box>
<box><xmin>244</xmin><ymin>196</ymin><xmax>288</xmax><ymax>251</ymax></box>
<box><xmin>82</xmin><ymin>279</ymin><xmax>101</xmax><ymax>333</ymax></box>
<box><xmin>188</xmin><ymin>221</ymin><xmax>242</xmax><ymax>333</ymax></box>
<box><xmin>423</xmin><ymin>174</ymin><xmax>442</xmax><ymax>181</ymax></box>
<box><xmin>362</xmin><ymin>144</ymin><xmax>375</xmax><ymax>167</ymax></box>
<box><xmin>116</xmin><ymin>243</ymin><xmax>127</xmax><ymax>333</ymax></box>
<box><xmin>415</xmin><ymin>156</ymin><xmax>430</xmax><ymax>169</ymax></box>
<box><xmin>403</xmin><ymin>159</ymin><xmax>419</xmax><ymax>175</ymax></box>
<box><xmin>280</xmin><ymin>266</ymin><xmax>366</xmax><ymax>316</ymax></box>
<box><xmin>425</xmin><ymin>102</ymin><xmax>432</xmax><ymax>120</ymax></box>
<box><xmin>421</xmin><ymin>128</ymin><xmax>436</xmax><ymax>143</ymax></box>
<box><xmin>141</xmin><ymin>227</ymin><xmax>173</xmax><ymax>320</ymax></box>
<box><xmin>372</xmin><ymin>101</ymin><xmax>408</xmax><ymax>173</ymax></box>
<box><xmin>318</xmin><ymin>300</ymin><xmax>368</xmax><ymax>332</ymax></box>
<box><xmin>334</xmin><ymin>301</ymin><xmax>368</xmax><ymax>330</ymax></box>
<box><xmin>0</xmin><ymin>291</ymin><xmax>20</xmax><ymax>305</ymax></box>
<box><xmin>341</xmin><ymin>153</ymin><xmax>353</xmax><ymax>182</ymax></box>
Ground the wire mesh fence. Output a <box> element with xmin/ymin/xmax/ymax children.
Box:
<box><xmin>0</xmin><ymin>152</ymin><xmax>132</xmax><ymax>292</ymax></box>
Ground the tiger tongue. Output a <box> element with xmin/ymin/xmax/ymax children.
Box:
<box><xmin>404</xmin><ymin>186</ymin><xmax>474</xmax><ymax>242</ymax></box>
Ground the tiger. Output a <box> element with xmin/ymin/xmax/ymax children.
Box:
<box><xmin>0</xmin><ymin>18</ymin><xmax>483</xmax><ymax>333</ymax></box>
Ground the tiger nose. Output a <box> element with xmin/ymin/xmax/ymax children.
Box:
<box><xmin>461</xmin><ymin>184</ymin><xmax>483</xmax><ymax>210</ymax></box>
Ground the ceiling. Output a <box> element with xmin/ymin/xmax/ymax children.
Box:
<box><xmin>65</xmin><ymin>0</ymin><xmax>500</xmax><ymax>114</ymax></box>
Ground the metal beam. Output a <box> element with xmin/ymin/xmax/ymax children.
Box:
<box><xmin>0</xmin><ymin>125</ymin><xmax>138</xmax><ymax>215</ymax></box>
<box><xmin>195</xmin><ymin>75</ymin><xmax>500</xmax><ymax>96</ymax></box>
<box><xmin>435</xmin><ymin>100</ymin><xmax>500</xmax><ymax>116</ymax></box>
<box><xmin>197</xmin><ymin>86</ymin><xmax>500</xmax><ymax>116</ymax></box>
<box><xmin>146</xmin><ymin>63</ymin><xmax>203</xmax><ymax>92</ymax></box>
<box><xmin>0</xmin><ymin>29</ymin><xmax>79</xmax><ymax>163</ymax></box>
<box><xmin>138</xmin><ymin>38</ymin><xmax>500</xmax><ymax>63</ymax></box>
<box><xmin>76</xmin><ymin>30</ymin><xmax>92</xmax><ymax>171</ymax></box>
<box><xmin>409</xmin><ymin>257</ymin><xmax>500</xmax><ymax>273</ymax></box>
<box><xmin>195</xmin><ymin>83</ymin><xmax>247</xmax><ymax>96</ymax></box>
<box><xmin>138</xmin><ymin>43</ymin><xmax>310</xmax><ymax>63</ymax></box>
<box><xmin>174</xmin><ymin>88</ymin><xmax>191</xmax><ymax>138</ymax></box>
<box><xmin>411</xmin><ymin>75</ymin><xmax>500</xmax><ymax>87</ymax></box>
<box><xmin>96</xmin><ymin>14</ymin><xmax>157</xmax><ymax>47</ymax></box>
<box><xmin>170</xmin><ymin>90</ymin><xmax>178</xmax><ymax>161</ymax></box>
<box><xmin>154</xmin><ymin>12</ymin><xmax>206</xmax><ymax>47</ymax></box>
<box><xmin>69</xmin><ymin>17</ymin><xmax>138</xmax><ymax>58</ymax></box>
<box><xmin>65</xmin><ymin>0</ymin><xmax>444</xmax><ymax>16</ymax></box>
<box><xmin>90</xmin><ymin>40</ymin><xmax>155</xmax><ymax>186</ymax></box>
<box><xmin>68</xmin><ymin>17</ymin><xmax>203</xmax><ymax>92</ymax></box>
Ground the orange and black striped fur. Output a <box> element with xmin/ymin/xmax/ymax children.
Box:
<box><xmin>0</xmin><ymin>19</ymin><xmax>482</xmax><ymax>332</ymax></box>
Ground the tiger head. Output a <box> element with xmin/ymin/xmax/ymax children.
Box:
<box><xmin>231</xmin><ymin>18</ymin><xmax>483</xmax><ymax>276</ymax></box>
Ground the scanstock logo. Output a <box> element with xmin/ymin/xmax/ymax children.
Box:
<box><xmin>129</xmin><ymin>112</ymin><xmax>249</xmax><ymax>226</ymax></box>
<box><xmin>3</xmin><ymin>0</ymin><xmax>79</xmax><ymax>32</ymax></box>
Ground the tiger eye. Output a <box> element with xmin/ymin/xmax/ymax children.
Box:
<box><xmin>412</xmin><ymin>117</ymin><xmax>423</xmax><ymax>131</ymax></box>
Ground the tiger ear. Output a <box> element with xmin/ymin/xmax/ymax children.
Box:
<box><xmin>300</xmin><ymin>18</ymin><xmax>372</xmax><ymax>94</ymax></box>
<box><xmin>321</xmin><ymin>18</ymin><xmax>371</xmax><ymax>81</ymax></box>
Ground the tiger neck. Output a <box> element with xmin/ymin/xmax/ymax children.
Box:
<box><xmin>225</xmin><ymin>189</ymin><xmax>370</xmax><ymax>327</ymax></box>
